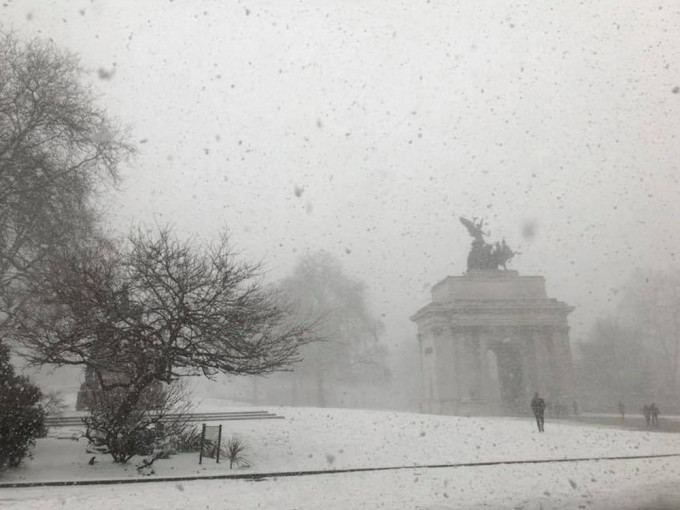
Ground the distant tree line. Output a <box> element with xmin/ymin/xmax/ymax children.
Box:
<box><xmin>575</xmin><ymin>268</ymin><xmax>680</xmax><ymax>413</ymax></box>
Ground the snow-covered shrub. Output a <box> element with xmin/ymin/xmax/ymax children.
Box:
<box><xmin>41</xmin><ymin>390</ymin><xmax>68</xmax><ymax>418</ymax></box>
<box><xmin>84</xmin><ymin>381</ymin><xmax>192</xmax><ymax>464</ymax></box>
<box><xmin>83</xmin><ymin>388</ymin><xmax>159</xmax><ymax>463</ymax></box>
<box><xmin>168</xmin><ymin>424</ymin><xmax>203</xmax><ymax>453</ymax></box>
<box><xmin>0</xmin><ymin>343</ymin><xmax>46</xmax><ymax>470</ymax></box>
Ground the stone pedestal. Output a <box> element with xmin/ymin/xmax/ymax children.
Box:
<box><xmin>412</xmin><ymin>270</ymin><xmax>575</xmax><ymax>416</ymax></box>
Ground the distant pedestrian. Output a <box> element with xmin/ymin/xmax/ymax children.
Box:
<box><xmin>618</xmin><ymin>400</ymin><xmax>625</xmax><ymax>421</ymax></box>
<box><xmin>643</xmin><ymin>404</ymin><xmax>651</xmax><ymax>426</ymax></box>
<box><xmin>531</xmin><ymin>392</ymin><xmax>546</xmax><ymax>432</ymax></box>
<box><xmin>650</xmin><ymin>403</ymin><xmax>660</xmax><ymax>426</ymax></box>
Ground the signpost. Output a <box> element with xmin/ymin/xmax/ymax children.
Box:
<box><xmin>199</xmin><ymin>423</ymin><xmax>222</xmax><ymax>464</ymax></box>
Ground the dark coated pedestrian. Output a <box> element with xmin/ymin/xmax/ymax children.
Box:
<box><xmin>650</xmin><ymin>403</ymin><xmax>660</xmax><ymax>426</ymax></box>
<box><xmin>531</xmin><ymin>392</ymin><xmax>546</xmax><ymax>432</ymax></box>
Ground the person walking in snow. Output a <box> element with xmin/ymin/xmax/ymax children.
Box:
<box><xmin>531</xmin><ymin>392</ymin><xmax>546</xmax><ymax>432</ymax></box>
<box><xmin>618</xmin><ymin>400</ymin><xmax>625</xmax><ymax>421</ymax></box>
<box><xmin>650</xmin><ymin>403</ymin><xmax>660</xmax><ymax>426</ymax></box>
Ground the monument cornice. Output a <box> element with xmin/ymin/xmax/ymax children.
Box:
<box><xmin>417</xmin><ymin>316</ymin><xmax>569</xmax><ymax>329</ymax></box>
<box><xmin>411</xmin><ymin>300</ymin><xmax>574</xmax><ymax>324</ymax></box>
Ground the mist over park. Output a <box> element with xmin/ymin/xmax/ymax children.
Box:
<box><xmin>1</xmin><ymin>1</ymin><xmax>680</xmax><ymax>508</ymax></box>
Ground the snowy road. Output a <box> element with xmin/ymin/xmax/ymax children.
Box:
<box><xmin>3</xmin><ymin>456</ymin><xmax>680</xmax><ymax>509</ymax></box>
<box><xmin>573</xmin><ymin>413</ymin><xmax>680</xmax><ymax>434</ymax></box>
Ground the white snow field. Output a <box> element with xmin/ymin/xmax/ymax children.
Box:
<box><xmin>2</xmin><ymin>407</ymin><xmax>680</xmax><ymax>509</ymax></box>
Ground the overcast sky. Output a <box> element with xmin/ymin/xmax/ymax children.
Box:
<box><xmin>3</xmin><ymin>0</ymin><xmax>680</xmax><ymax>348</ymax></box>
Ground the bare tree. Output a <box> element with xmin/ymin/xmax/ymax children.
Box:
<box><xmin>278</xmin><ymin>251</ymin><xmax>388</xmax><ymax>407</ymax></box>
<box><xmin>618</xmin><ymin>268</ymin><xmax>680</xmax><ymax>404</ymax></box>
<box><xmin>575</xmin><ymin>316</ymin><xmax>654</xmax><ymax>411</ymax></box>
<box><xmin>0</xmin><ymin>31</ymin><xmax>132</xmax><ymax>323</ymax></box>
<box><xmin>10</xmin><ymin>227</ymin><xmax>313</xmax><ymax>461</ymax></box>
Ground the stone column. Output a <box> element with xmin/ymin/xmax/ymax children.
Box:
<box><xmin>544</xmin><ymin>327</ymin><xmax>560</xmax><ymax>401</ymax></box>
<box><xmin>458</xmin><ymin>326</ymin><xmax>479</xmax><ymax>401</ymax></box>
<box><xmin>434</xmin><ymin>326</ymin><xmax>458</xmax><ymax>411</ymax></box>
<box><xmin>520</xmin><ymin>326</ymin><xmax>538</xmax><ymax>398</ymax></box>
<box><xmin>450</xmin><ymin>327</ymin><xmax>465</xmax><ymax>402</ymax></box>
<box><xmin>478</xmin><ymin>328</ymin><xmax>492</xmax><ymax>401</ymax></box>
<box><xmin>531</xmin><ymin>327</ymin><xmax>550</xmax><ymax>396</ymax></box>
<box><xmin>564</xmin><ymin>330</ymin><xmax>577</xmax><ymax>401</ymax></box>
<box><xmin>553</xmin><ymin>325</ymin><xmax>576</xmax><ymax>402</ymax></box>
<box><xmin>417</xmin><ymin>332</ymin><xmax>428</xmax><ymax>411</ymax></box>
<box><xmin>470</xmin><ymin>328</ymin><xmax>483</xmax><ymax>400</ymax></box>
<box><xmin>418</xmin><ymin>327</ymin><xmax>438</xmax><ymax>411</ymax></box>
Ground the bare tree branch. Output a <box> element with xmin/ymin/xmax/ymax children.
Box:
<box><xmin>0</xmin><ymin>31</ymin><xmax>133</xmax><ymax>324</ymax></box>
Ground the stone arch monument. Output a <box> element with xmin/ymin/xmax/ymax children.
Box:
<box><xmin>411</xmin><ymin>218</ymin><xmax>576</xmax><ymax>416</ymax></box>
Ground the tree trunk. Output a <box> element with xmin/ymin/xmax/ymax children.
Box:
<box><xmin>316</xmin><ymin>363</ymin><xmax>326</xmax><ymax>407</ymax></box>
<box><xmin>673</xmin><ymin>336</ymin><xmax>679</xmax><ymax>407</ymax></box>
<box><xmin>252</xmin><ymin>376</ymin><xmax>259</xmax><ymax>405</ymax></box>
<box><xmin>291</xmin><ymin>373</ymin><xmax>299</xmax><ymax>406</ymax></box>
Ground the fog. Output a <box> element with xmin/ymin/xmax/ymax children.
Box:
<box><xmin>3</xmin><ymin>1</ymin><xmax>680</xmax><ymax>405</ymax></box>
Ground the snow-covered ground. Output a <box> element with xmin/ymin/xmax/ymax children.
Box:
<box><xmin>2</xmin><ymin>407</ymin><xmax>680</xmax><ymax>509</ymax></box>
